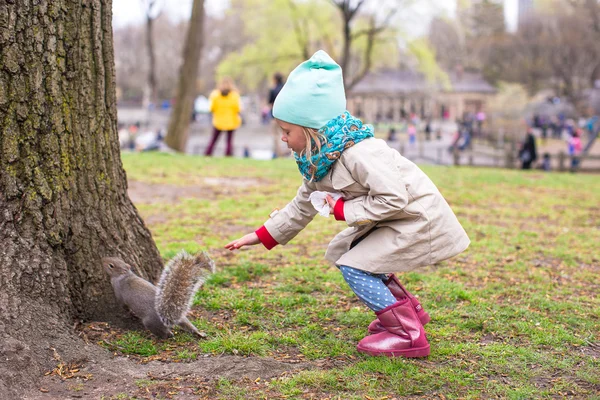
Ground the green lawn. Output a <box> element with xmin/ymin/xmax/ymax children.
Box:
<box><xmin>112</xmin><ymin>152</ymin><xmax>599</xmax><ymax>399</ymax></box>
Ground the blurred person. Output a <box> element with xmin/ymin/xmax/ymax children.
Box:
<box><xmin>476</xmin><ymin>110</ymin><xmax>486</xmax><ymax>135</ymax></box>
<box><xmin>409</xmin><ymin>112</ymin><xmax>420</xmax><ymax>126</ymax></box>
<box><xmin>463</xmin><ymin>112</ymin><xmax>474</xmax><ymax>134</ymax></box>
<box><xmin>541</xmin><ymin>116</ymin><xmax>549</xmax><ymax>142</ymax></box>
<box><xmin>565</xmin><ymin>119</ymin><xmax>575</xmax><ymax>137</ymax></box>
<box><xmin>586</xmin><ymin>115</ymin><xmax>598</xmax><ymax>135</ymax></box>
<box><xmin>261</xmin><ymin>104</ymin><xmax>271</xmax><ymax>125</ymax></box>
<box><xmin>533</xmin><ymin>114</ymin><xmax>541</xmax><ymax>129</ymax></box>
<box><xmin>550</xmin><ymin>115</ymin><xmax>561</xmax><ymax>139</ymax></box>
<box><xmin>568</xmin><ymin>129</ymin><xmax>583</xmax><ymax>171</ymax></box>
<box><xmin>269</xmin><ymin>72</ymin><xmax>286</xmax><ymax>158</ymax></box>
<box><xmin>387</xmin><ymin>127</ymin><xmax>397</xmax><ymax>142</ymax></box>
<box><xmin>407</xmin><ymin>124</ymin><xmax>417</xmax><ymax>146</ymax></box>
<box><xmin>424</xmin><ymin>119</ymin><xmax>432</xmax><ymax>141</ymax></box>
<box><xmin>142</xmin><ymin>128</ymin><xmax>165</xmax><ymax>152</ymax></box>
<box><xmin>448</xmin><ymin>129</ymin><xmax>461</xmax><ymax>153</ymax></box>
<box><xmin>127</xmin><ymin>123</ymin><xmax>140</xmax><ymax>151</ymax></box>
<box><xmin>457</xmin><ymin>125</ymin><xmax>472</xmax><ymax>151</ymax></box>
<box><xmin>117</xmin><ymin>124</ymin><xmax>130</xmax><ymax>149</ymax></box>
<box><xmin>558</xmin><ymin>113</ymin><xmax>566</xmax><ymax>137</ymax></box>
<box><xmin>205</xmin><ymin>77</ymin><xmax>242</xmax><ymax>156</ymax></box>
<box><xmin>226</xmin><ymin>51</ymin><xmax>470</xmax><ymax>358</ymax></box>
<box><xmin>540</xmin><ymin>153</ymin><xmax>551</xmax><ymax>172</ymax></box>
<box><xmin>519</xmin><ymin>129</ymin><xmax>537</xmax><ymax>170</ymax></box>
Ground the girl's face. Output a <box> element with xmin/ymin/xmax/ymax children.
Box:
<box><xmin>277</xmin><ymin>119</ymin><xmax>307</xmax><ymax>154</ymax></box>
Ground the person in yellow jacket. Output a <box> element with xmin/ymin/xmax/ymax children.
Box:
<box><xmin>205</xmin><ymin>77</ymin><xmax>242</xmax><ymax>156</ymax></box>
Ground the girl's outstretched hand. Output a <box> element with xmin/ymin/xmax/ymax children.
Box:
<box><xmin>325</xmin><ymin>194</ymin><xmax>336</xmax><ymax>214</ymax></box>
<box><xmin>225</xmin><ymin>232</ymin><xmax>260</xmax><ymax>250</ymax></box>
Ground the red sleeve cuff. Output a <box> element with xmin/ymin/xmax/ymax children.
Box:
<box><xmin>333</xmin><ymin>198</ymin><xmax>346</xmax><ymax>221</ymax></box>
<box><xmin>255</xmin><ymin>226</ymin><xmax>279</xmax><ymax>250</ymax></box>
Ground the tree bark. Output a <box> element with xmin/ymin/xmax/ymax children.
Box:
<box><xmin>0</xmin><ymin>0</ymin><xmax>163</xmax><ymax>394</ymax></box>
<box><xmin>165</xmin><ymin>0</ymin><xmax>205</xmax><ymax>152</ymax></box>
<box><xmin>332</xmin><ymin>0</ymin><xmax>364</xmax><ymax>87</ymax></box>
<box><xmin>146</xmin><ymin>13</ymin><xmax>158</xmax><ymax>106</ymax></box>
<box><xmin>144</xmin><ymin>0</ymin><xmax>161</xmax><ymax>108</ymax></box>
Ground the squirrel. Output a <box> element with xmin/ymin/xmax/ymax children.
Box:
<box><xmin>102</xmin><ymin>250</ymin><xmax>215</xmax><ymax>339</ymax></box>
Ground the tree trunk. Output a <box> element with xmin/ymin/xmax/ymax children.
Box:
<box><xmin>165</xmin><ymin>0</ymin><xmax>205</xmax><ymax>152</ymax></box>
<box><xmin>146</xmin><ymin>13</ymin><xmax>158</xmax><ymax>107</ymax></box>
<box><xmin>341</xmin><ymin>17</ymin><xmax>352</xmax><ymax>82</ymax></box>
<box><xmin>590</xmin><ymin>62</ymin><xmax>600</xmax><ymax>88</ymax></box>
<box><xmin>334</xmin><ymin>0</ymin><xmax>355</xmax><ymax>88</ymax></box>
<box><xmin>0</xmin><ymin>0</ymin><xmax>163</xmax><ymax>395</ymax></box>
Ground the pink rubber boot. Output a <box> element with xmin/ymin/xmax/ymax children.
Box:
<box><xmin>367</xmin><ymin>274</ymin><xmax>430</xmax><ymax>334</ymax></box>
<box><xmin>357</xmin><ymin>299</ymin><xmax>430</xmax><ymax>358</ymax></box>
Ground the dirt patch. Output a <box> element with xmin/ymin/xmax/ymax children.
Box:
<box><xmin>22</xmin><ymin>351</ymin><xmax>309</xmax><ymax>400</ymax></box>
<box><xmin>479</xmin><ymin>333</ymin><xmax>497</xmax><ymax>345</ymax></box>
<box><xmin>18</xmin><ymin>318</ymin><xmax>318</xmax><ymax>400</ymax></box>
<box><xmin>522</xmin><ymin>174</ymin><xmax>546</xmax><ymax>180</ymax></box>
<box><xmin>127</xmin><ymin>177</ymin><xmax>266</xmax><ymax>204</ymax></box>
<box><xmin>530</xmin><ymin>374</ymin><xmax>600</xmax><ymax>395</ymax></box>
<box><xmin>580</xmin><ymin>342</ymin><xmax>600</xmax><ymax>358</ymax></box>
<box><xmin>128</xmin><ymin>180</ymin><xmax>216</xmax><ymax>204</ymax></box>
<box><xmin>202</xmin><ymin>177</ymin><xmax>262</xmax><ymax>188</ymax></box>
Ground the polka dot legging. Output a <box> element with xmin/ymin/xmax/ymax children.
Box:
<box><xmin>339</xmin><ymin>265</ymin><xmax>397</xmax><ymax>312</ymax></box>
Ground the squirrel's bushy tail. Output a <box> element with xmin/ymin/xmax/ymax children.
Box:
<box><xmin>156</xmin><ymin>250</ymin><xmax>215</xmax><ymax>327</ymax></box>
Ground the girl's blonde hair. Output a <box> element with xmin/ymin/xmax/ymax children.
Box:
<box><xmin>300</xmin><ymin>126</ymin><xmax>327</xmax><ymax>180</ymax></box>
<box><xmin>217</xmin><ymin>76</ymin><xmax>237</xmax><ymax>92</ymax></box>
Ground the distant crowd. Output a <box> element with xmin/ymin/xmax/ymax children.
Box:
<box><xmin>518</xmin><ymin>110</ymin><xmax>598</xmax><ymax>172</ymax></box>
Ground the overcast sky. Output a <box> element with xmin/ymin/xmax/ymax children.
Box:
<box><xmin>112</xmin><ymin>0</ymin><xmax>519</xmax><ymax>33</ymax></box>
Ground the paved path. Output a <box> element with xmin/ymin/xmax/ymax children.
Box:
<box><xmin>117</xmin><ymin>107</ymin><xmax>484</xmax><ymax>166</ymax></box>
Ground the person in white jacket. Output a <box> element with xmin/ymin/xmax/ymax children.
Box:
<box><xmin>225</xmin><ymin>50</ymin><xmax>470</xmax><ymax>358</ymax></box>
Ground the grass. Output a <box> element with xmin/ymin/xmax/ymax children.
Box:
<box><xmin>111</xmin><ymin>152</ymin><xmax>599</xmax><ymax>399</ymax></box>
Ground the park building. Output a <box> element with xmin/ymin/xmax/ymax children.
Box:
<box><xmin>346</xmin><ymin>67</ymin><xmax>497</xmax><ymax>124</ymax></box>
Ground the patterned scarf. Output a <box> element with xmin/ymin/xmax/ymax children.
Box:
<box><xmin>295</xmin><ymin>111</ymin><xmax>374</xmax><ymax>182</ymax></box>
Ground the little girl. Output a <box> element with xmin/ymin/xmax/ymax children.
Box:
<box><xmin>225</xmin><ymin>50</ymin><xmax>470</xmax><ymax>358</ymax></box>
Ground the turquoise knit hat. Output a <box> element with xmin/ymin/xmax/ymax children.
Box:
<box><xmin>273</xmin><ymin>50</ymin><xmax>346</xmax><ymax>130</ymax></box>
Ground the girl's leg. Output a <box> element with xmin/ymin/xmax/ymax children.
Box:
<box><xmin>340</xmin><ymin>265</ymin><xmax>430</xmax><ymax>357</ymax></box>
<box><xmin>225</xmin><ymin>130</ymin><xmax>235</xmax><ymax>156</ymax></box>
<box><xmin>339</xmin><ymin>265</ymin><xmax>396</xmax><ymax>312</ymax></box>
<box><xmin>205</xmin><ymin>127</ymin><xmax>221</xmax><ymax>156</ymax></box>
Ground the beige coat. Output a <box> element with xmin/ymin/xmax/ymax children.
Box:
<box><xmin>263</xmin><ymin>138</ymin><xmax>470</xmax><ymax>274</ymax></box>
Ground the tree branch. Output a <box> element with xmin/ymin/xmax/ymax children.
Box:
<box><xmin>350</xmin><ymin>8</ymin><xmax>397</xmax><ymax>40</ymax></box>
<box><xmin>143</xmin><ymin>0</ymin><xmax>163</xmax><ymax>20</ymax></box>
<box><xmin>346</xmin><ymin>17</ymin><xmax>377</xmax><ymax>90</ymax></box>
<box><xmin>287</xmin><ymin>0</ymin><xmax>310</xmax><ymax>60</ymax></box>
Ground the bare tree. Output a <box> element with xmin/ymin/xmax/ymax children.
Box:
<box><xmin>476</xmin><ymin>0</ymin><xmax>600</xmax><ymax>98</ymax></box>
<box><xmin>545</xmin><ymin>15</ymin><xmax>600</xmax><ymax>101</ymax></box>
<box><xmin>565</xmin><ymin>0</ymin><xmax>600</xmax><ymax>85</ymax></box>
<box><xmin>428</xmin><ymin>17</ymin><xmax>464</xmax><ymax>70</ymax></box>
<box><xmin>0</xmin><ymin>0</ymin><xmax>163</xmax><ymax>395</ymax></box>
<box><xmin>165</xmin><ymin>0</ymin><xmax>206</xmax><ymax>152</ymax></box>
<box><xmin>450</xmin><ymin>0</ymin><xmax>507</xmax><ymax>78</ymax></box>
<box><xmin>142</xmin><ymin>0</ymin><xmax>163</xmax><ymax>107</ymax></box>
<box><xmin>114</xmin><ymin>25</ymin><xmax>147</xmax><ymax>102</ymax></box>
<box><xmin>330</xmin><ymin>0</ymin><xmax>398</xmax><ymax>90</ymax></box>
<box><xmin>487</xmin><ymin>11</ymin><xmax>600</xmax><ymax>101</ymax></box>
<box><xmin>113</xmin><ymin>12</ymin><xmax>247</xmax><ymax>105</ymax></box>
<box><xmin>510</xmin><ymin>20</ymin><xmax>553</xmax><ymax>95</ymax></box>
<box><xmin>114</xmin><ymin>16</ymin><xmax>188</xmax><ymax>104</ymax></box>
